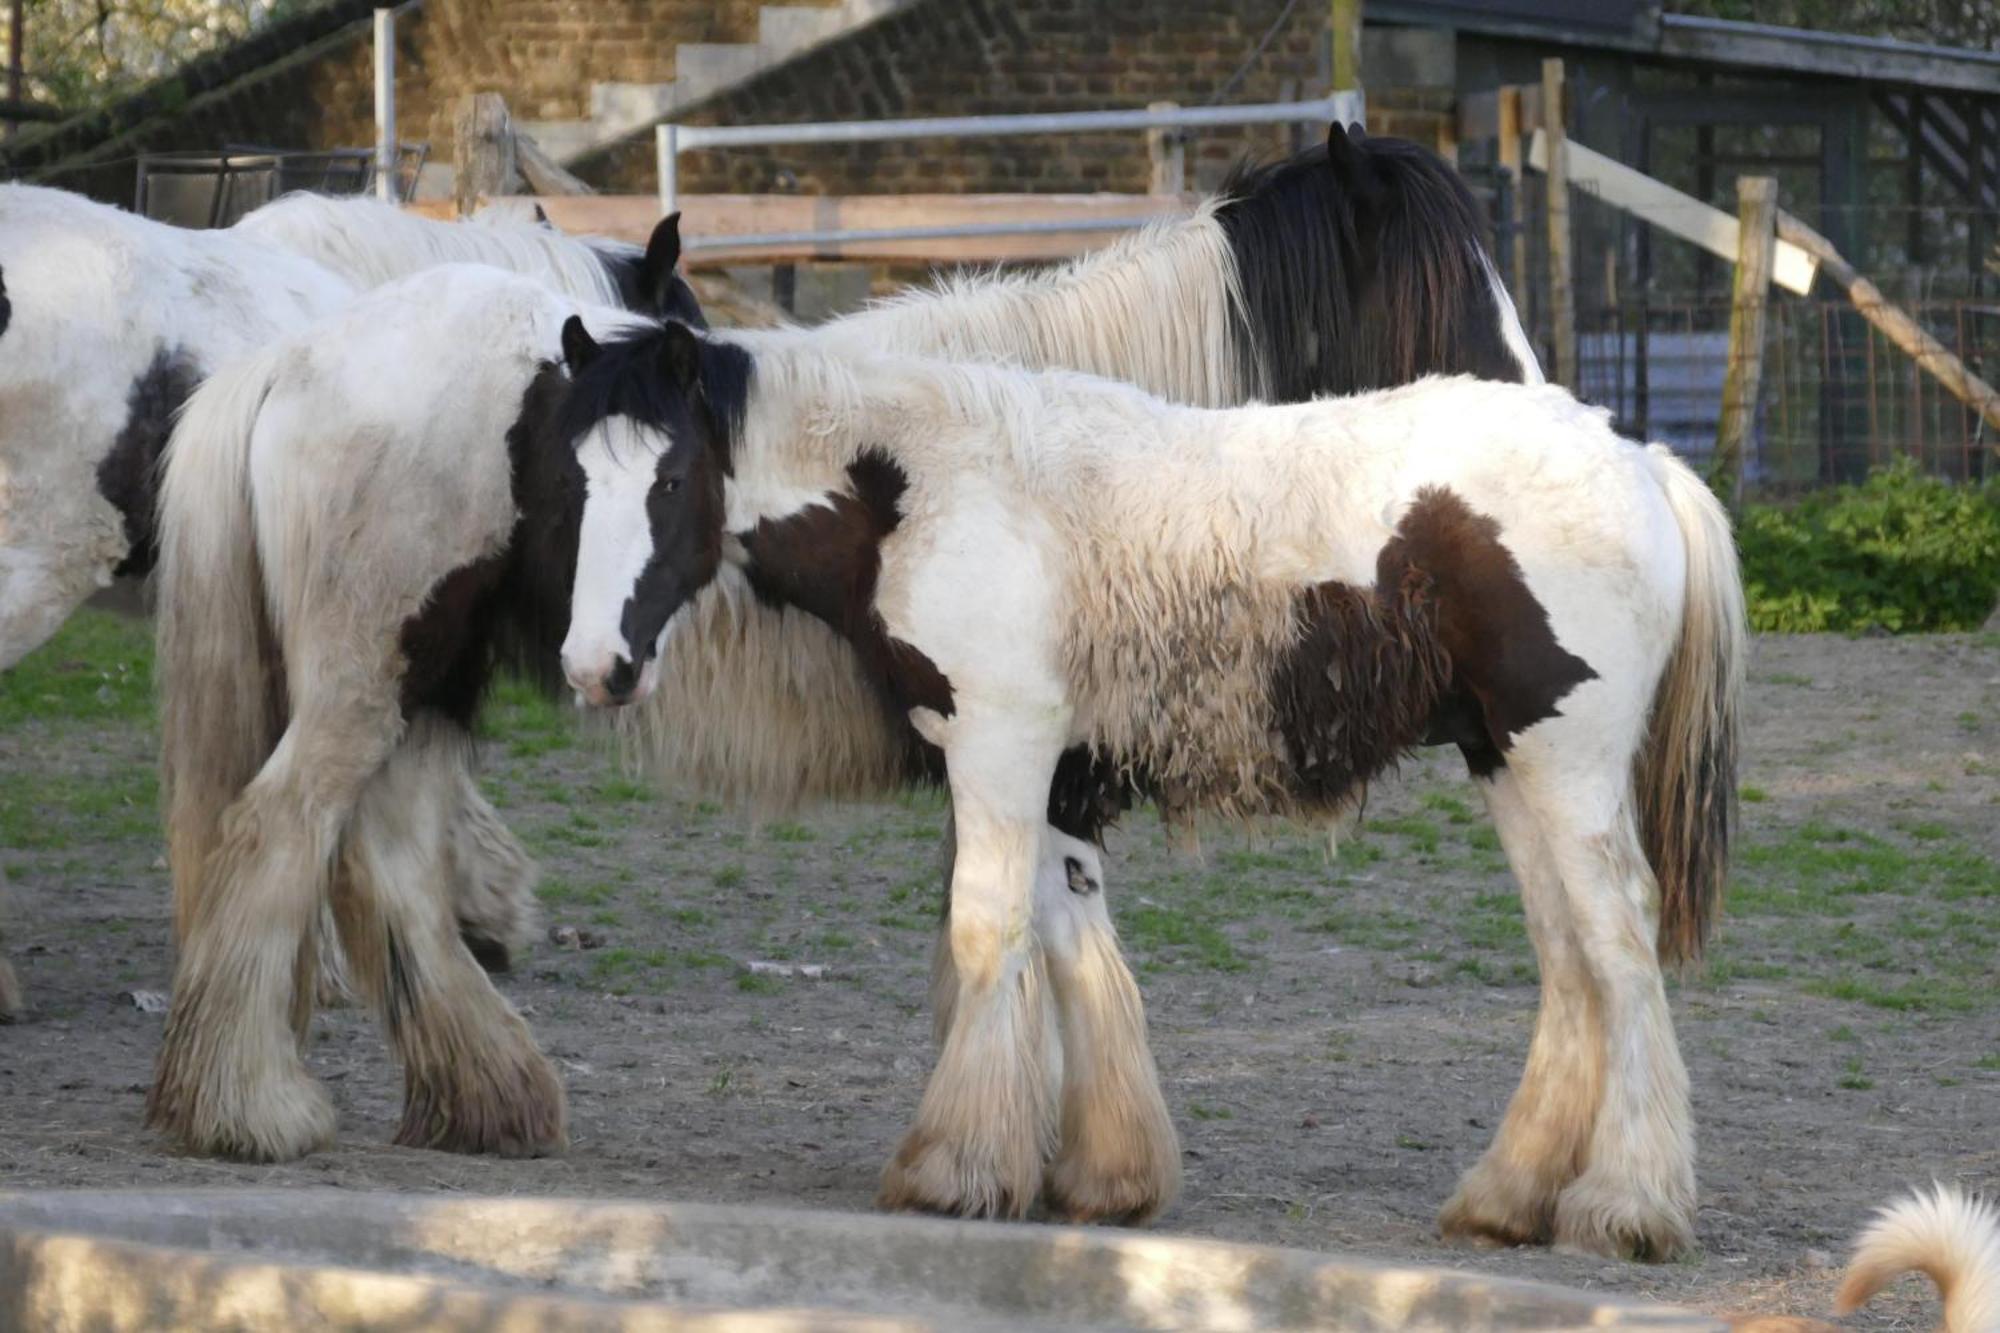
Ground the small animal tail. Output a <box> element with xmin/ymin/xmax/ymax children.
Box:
<box><xmin>155</xmin><ymin>346</ymin><xmax>292</xmax><ymax>943</ymax></box>
<box><xmin>1836</xmin><ymin>1185</ymin><xmax>2000</xmax><ymax>1333</ymax></box>
<box><xmin>1636</xmin><ymin>445</ymin><xmax>1747</xmax><ymax>966</ymax></box>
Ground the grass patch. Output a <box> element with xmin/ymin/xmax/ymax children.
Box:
<box><xmin>1122</xmin><ymin>904</ymin><xmax>1248</xmax><ymax>973</ymax></box>
<box><xmin>0</xmin><ymin>609</ymin><xmax>155</xmax><ymax>730</ymax></box>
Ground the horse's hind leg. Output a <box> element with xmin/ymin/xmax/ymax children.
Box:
<box><xmin>332</xmin><ymin>716</ymin><xmax>565</xmax><ymax>1156</ymax></box>
<box><xmin>1035</xmin><ymin>833</ymin><xmax>1180</xmax><ymax>1224</ymax></box>
<box><xmin>446</xmin><ymin>772</ymin><xmax>538</xmax><ymax>974</ymax></box>
<box><xmin>1440</xmin><ymin>767</ymin><xmax>1601</xmax><ymax>1248</ymax></box>
<box><xmin>1483</xmin><ymin>741</ymin><xmax>1695</xmax><ymax>1261</ymax></box>
<box><xmin>147</xmin><ymin>688</ymin><xmax>404</xmax><ymax>1162</ymax></box>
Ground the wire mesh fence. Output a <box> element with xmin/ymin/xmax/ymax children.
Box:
<box><xmin>1459</xmin><ymin>160</ymin><xmax>1999</xmax><ymax>492</ymax></box>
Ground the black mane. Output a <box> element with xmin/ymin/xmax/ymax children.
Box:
<box><xmin>553</xmin><ymin>323</ymin><xmax>752</xmax><ymax>467</ymax></box>
<box><xmin>1215</xmin><ymin>131</ymin><xmax>1526</xmax><ymax>401</ymax></box>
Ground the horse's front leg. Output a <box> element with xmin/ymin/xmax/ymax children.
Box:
<box><xmin>881</xmin><ymin>709</ymin><xmax>1066</xmax><ymax>1219</ymax></box>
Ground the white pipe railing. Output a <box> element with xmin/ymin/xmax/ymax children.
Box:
<box><xmin>372</xmin><ymin>8</ymin><xmax>396</xmax><ymax>203</ymax></box>
<box><xmin>656</xmin><ymin>92</ymin><xmax>1365</xmax><ymax>244</ymax></box>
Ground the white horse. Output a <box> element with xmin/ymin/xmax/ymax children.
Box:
<box><xmin>556</xmin><ymin>318</ymin><xmax>1744</xmax><ymax>1261</ymax></box>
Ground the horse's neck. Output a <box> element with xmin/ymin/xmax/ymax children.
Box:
<box><xmin>839</xmin><ymin>213</ymin><xmax>1248</xmax><ymax>408</ymax></box>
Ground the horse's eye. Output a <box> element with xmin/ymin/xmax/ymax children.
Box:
<box><xmin>661</xmin><ymin>477</ymin><xmax>683</xmax><ymax>495</ymax></box>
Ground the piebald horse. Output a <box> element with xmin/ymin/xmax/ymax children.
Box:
<box><xmin>558</xmin><ymin>318</ymin><xmax>1744</xmax><ymax>1261</ymax></box>
<box><xmin>0</xmin><ymin>182</ymin><xmax>697</xmax><ymax>1008</ymax></box>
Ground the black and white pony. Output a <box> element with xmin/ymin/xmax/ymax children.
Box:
<box><xmin>557</xmin><ymin>319</ymin><xmax>1744</xmax><ymax>1261</ymax></box>
<box><xmin>146</xmin><ymin>130</ymin><xmax>1591</xmax><ymax>1244</ymax></box>
<box><xmin>0</xmin><ymin>182</ymin><xmax>699</xmax><ymax>1009</ymax></box>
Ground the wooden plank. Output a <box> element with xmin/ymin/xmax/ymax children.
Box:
<box><xmin>1332</xmin><ymin>0</ymin><xmax>1363</xmax><ymax>95</ymax></box>
<box><xmin>1779</xmin><ymin>209</ymin><xmax>2000</xmax><ymax>447</ymax></box>
<box><xmin>1496</xmin><ymin>86</ymin><xmax>1528</xmax><ymax>307</ymax></box>
<box><xmin>413</xmin><ymin>193</ymin><xmax>1192</xmax><ymax>266</ymax></box>
<box><xmin>1529</xmin><ymin>128</ymin><xmax>1819</xmax><ymax>295</ymax></box>
<box><xmin>1542</xmin><ymin>59</ymin><xmax>1577</xmax><ymax>392</ymax></box>
<box><xmin>1714</xmin><ymin>176</ymin><xmax>1777</xmax><ymax>504</ymax></box>
<box><xmin>453</xmin><ymin>93</ymin><xmax>519</xmax><ymax>218</ymax></box>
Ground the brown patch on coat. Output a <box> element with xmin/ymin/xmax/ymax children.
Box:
<box><xmin>396</xmin><ymin>553</ymin><xmax>511</xmax><ymax>725</ymax></box>
<box><xmin>739</xmin><ymin>451</ymin><xmax>956</xmax><ymax>722</ymax></box>
<box><xmin>1375</xmin><ymin>486</ymin><xmax>1597</xmax><ymax>764</ymax></box>
<box><xmin>1270</xmin><ymin>578</ymin><xmax>1452</xmax><ymax>810</ymax></box>
<box><xmin>1267</xmin><ymin>486</ymin><xmax>1594</xmax><ymax>805</ymax></box>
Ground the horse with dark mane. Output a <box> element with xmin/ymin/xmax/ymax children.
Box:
<box><xmin>556</xmin><ymin>317</ymin><xmax>1741</xmax><ymax>1260</ymax></box>
<box><xmin>147</xmin><ymin>130</ymin><xmax>1603</xmax><ymax>1257</ymax></box>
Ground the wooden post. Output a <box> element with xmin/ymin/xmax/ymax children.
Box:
<box><xmin>1146</xmin><ymin>101</ymin><xmax>1185</xmax><ymax>196</ymax></box>
<box><xmin>517</xmin><ymin>131</ymin><xmax>595</xmax><ymax>196</ymax></box>
<box><xmin>1780</xmin><ymin>209</ymin><xmax>2000</xmax><ymax>449</ymax></box>
<box><xmin>1496</xmin><ymin>85</ymin><xmax>1528</xmax><ymax>309</ymax></box>
<box><xmin>453</xmin><ymin>92</ymin><xmax>520</xmax><ymax>217</ymax></box>
<box><xmin>1714</xmin><ymin>176</ymin><xmax>1777</xmax><ymax>505</ymax></box>
<box><xmin>1331</xmin><ymin>0</ymin><xmax>1362</xmax><ymax>92</ymax></box>
<box><xmin>1542</xmin><ymin>58</ymin><xmax>1577</xmax><ymax>391</ymax></box>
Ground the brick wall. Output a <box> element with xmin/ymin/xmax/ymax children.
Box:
<box><xmin>589</xmin><ymin>0</ymin><xmax>1331</xmax><ymax>198</ymax></box>
<box><xmin>15</xmin><ymin>0</ymin><xmax>1339</xmax><ymax>206</ymax></box>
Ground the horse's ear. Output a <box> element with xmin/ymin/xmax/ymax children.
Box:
<box><xmin>561</xmin><ymin>315</ymin><xmax>600</xmax><ymax>375</ymax></box>
<box><xmin>637</xmin><ymin>213</ymin><xmax>685</xmax><ymax>315</ymax></box>
<box><xmin>1324</xmin><ymin>120</ymin><xmax>1387</xmax><ymax>218</ymax></box>
<box><xmin>661</xmin><ymin>319</ymin><xmax>702</xmax><ymax>390</ymax></box>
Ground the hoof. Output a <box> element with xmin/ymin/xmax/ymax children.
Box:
<box><xmin>1043</xmin><ymin>1153</ymin><xmax>1174</xmax><ymax>1226</ymax></box>
<box><xmin>1552</xmin><ymin>1174</ymin><xmax>1695</xmax><ymax>1262</ymax></box>
<box><xmin>395</xmin><ymin>1048</ymin><xmax>567</xmax><ymax>1157</ymax></box>
<box><xmin>146</xmin><ymin>1063</ymin><xmax>337</xmax><ymax>1163</ymax></box>
<box><xmin>1439</xmin><ymin>1160</ymin><xmax>1559</xmax><ymax>1249</ymax></box>
<box><xmin>878</xmin><ymin>1129</ymin><xmax>1036</xmax><ymax>1221</ymax></box>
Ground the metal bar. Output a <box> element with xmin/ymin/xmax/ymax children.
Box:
<box><xmin>373</xmin><ymin>8</ymin><xmax>396</xmax><ymax>203</ymax></box>
<box><xmin>657</xmin><ymin>122</ymin><xmax>680</xmax><ymax>216</ymax></box>
<box><xmin>683</xmin><ymin>215</ymin><xmax>1181</xmax><ymax>253</ymax></box>
<box><xmin>668</xmin><ymin>94</ymin><xmax>1362</xmax><ymax>153</ymax></box>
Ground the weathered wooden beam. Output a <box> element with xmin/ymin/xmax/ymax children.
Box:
<box><xmin>1496</xmin><ymin>85</ymin><xmax>1528</xmax><ymax>308</ymax></box>
<box><xmin>409</xmin><ymin>193</ymin><xmax>1191</xmax><ymax>266</ymax></box>
<box><xmin>1331</xmin><ymin>0</ymin><xmax>1363</xmax><ymax>92</ymax></box>
<box><xmin>1542</xmin><ymin>58</ymin><xmax>1577</xmax><ymax>392</ymax></box>
<box><xmin>1779</xmin><ymin>209</ymin><xmax>2000</xmax><ymax>448</ymax></box>
<box><xmin>453</xmin><ymin>92</ymin><xmax>520</xmax><ymax>218</ymax></box>
<box><xmin>1714</xmin><ymin>177</ymin><xmax>1777</xmax><ymax>504</ymax></box>
<box><xmin>516</xmin><ymin>130</ymin><xmax>595</xmax><ymax>197</ymax></box>
<box><xmin>1529</xmin><ymin>129</ymin><xmax>1818</xmax><ymax>295</ymax></box>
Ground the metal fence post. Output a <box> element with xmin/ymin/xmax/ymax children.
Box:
<box><xmin>373</xmin><ymin>8</ymin><xmax>396</xmax><ymax>202</ymax></box>
<box><xmin>657</xmin><ymin>124</ymin><xmax>680</xmax><ymax>217</ymax></box>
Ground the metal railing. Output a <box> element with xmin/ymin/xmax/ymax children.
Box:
<box><xmin>655</xmin><ymin>93</ymin><xmax>1365</xmax><ymax>255</ymax></box>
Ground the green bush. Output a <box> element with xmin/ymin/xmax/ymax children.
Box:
<box><xmin>1738</xmin><ymin>461</ymin><xmax>2000</xmax><ymax>633</ymax></box>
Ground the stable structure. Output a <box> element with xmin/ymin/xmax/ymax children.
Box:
<box><xmin>1363</xmin><ymin>2</ymin><xmax>2000</xmax><ymax>483</ymax></box>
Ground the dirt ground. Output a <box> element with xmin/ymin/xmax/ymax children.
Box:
<box><xmin>1</xmin><ymin>612</ymin><xmax>1995</xmax><ymax>1328</ymax></box>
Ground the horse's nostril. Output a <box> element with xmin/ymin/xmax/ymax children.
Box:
<box><xmin>603</xmin><ymin>655</ymin><xmax>639</xmax><ymax>700</ymax></box>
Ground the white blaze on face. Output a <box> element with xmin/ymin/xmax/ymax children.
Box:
<box><xmin>561</xmin><ymin>414</ymin><xmax>668</xmax><ymax>705</ymax></box>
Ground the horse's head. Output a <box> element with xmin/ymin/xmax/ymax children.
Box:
<box><xmin>553</xmin><ymin>316</ymin><xmax>746</xmax><ymax>707</ymax></box>
<box><xmin>610</xmin><ymin>213</ymin><xmax>710</xmax><ymax>328</ymax></box>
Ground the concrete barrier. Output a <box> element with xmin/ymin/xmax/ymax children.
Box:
<box><xmin>0</xmin><ymin>1190</ymin><xmax>1723</xmax><ymax>1331</ymax></box>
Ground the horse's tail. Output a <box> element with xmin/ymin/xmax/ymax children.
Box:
<box><xmin>1835</xmin><ymin>1186</ymin><xmax>2000</xmax><ymax>1333</ymax></box>
<box><xmin>155</xmin><ymin>346</ymin><xmax>291</xmax><ymax>943</ymax></box>
<box><xmin>1635</xmin><ymin>445</ymin><xmax>1746</xmax><ymax>967</ymax></box>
